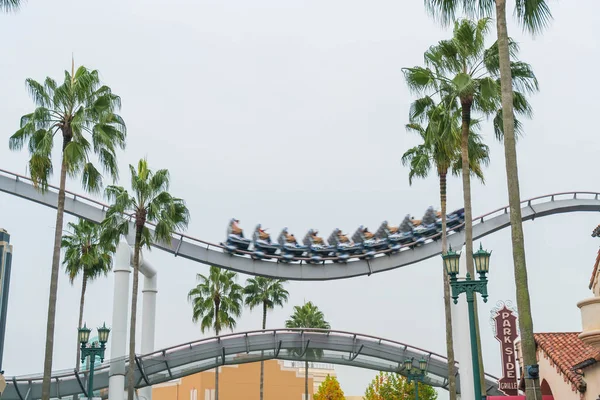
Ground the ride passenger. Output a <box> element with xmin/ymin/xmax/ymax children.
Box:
<box><xmin>232</xmin><ymin>219</ymin><xmax>244</xmax><ymax>237</ymax></box>
<box><xmin>311</xmin><ymin>230</ymin><xmax>324</xmax><ymax>245</ymax></box>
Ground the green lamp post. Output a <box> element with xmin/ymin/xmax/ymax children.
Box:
<box><xmin>404</xmin><ymin>357</ymin><xmax>427</xmax><ymax>400</ymax></box>
<box><xmin>78</xmin><ymin>323</ymin><xmax>110</xmax><ymax>399</ymax></box>
<box><xmin>442</xmin><ymin>243</ymin><xmax>492</xmax><ymax>400</ymax></box>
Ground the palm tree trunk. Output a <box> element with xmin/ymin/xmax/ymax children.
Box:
<box><xmin>41</xmin><ymin>145</ymin><xmax>69</xmax><ymax>400</ymax></box>
<box><xmin>215</xmin><ymin>303</ymin><xmax>220</xmax><ymax>400</ymax></box>
<box><xmin>439</xmin><ymin>170</ymin><xmax>457</xmax><ymax>400</ymax></box>
<box><xmin>305</xmin><ymin>360</ymin><xmax>309</xmax><ymax>400</ymax></box>
<box><xmin>460</xmin><ymin>100</ymin><xmax>486</xmax><ymax>393</ymax></box>
<box><xmin>75</xmin><ymin>274</ymin><xmax>88</xmax><ymax>371</ymax></box>
<box><xmin>495</xmin><ymin>1</ymin><xmax>541</xmax><ymax>398</ymax></box>
<box><xmin>260</xmin><ymin>302</ymin><xmax>267</xmax><ymax>400</ymax></box>
<box><xmin>127</xmin><ymin>226</ymin><xmax>143</xmax><ymax>400</ymax></box>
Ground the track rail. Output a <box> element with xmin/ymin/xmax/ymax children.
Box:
<box><xmin>3</xmin><ymin>329</ymin><xmax>503</xmax><ymax>399</ymax></box>
<box><xmin>1</xmin><ymin>168</ymin><xmax>599</xmax><ymax>280</ymax></box>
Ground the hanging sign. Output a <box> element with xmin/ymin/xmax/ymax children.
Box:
<box><xmin>493</xmin><ymin>304</ymin><xmax>519</xmax><ymax>395</ymax></box>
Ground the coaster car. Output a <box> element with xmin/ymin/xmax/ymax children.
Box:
<box><xmin>443</xmin><ymin>207</ymin><xmax>465</xmax><ymax>231</ymax></box>
<box><xmin>413</xmin><ymin>207</ymin><xmax>439</xmax><ymax>240</ymax></box>
<box><xmin>223</xmin><ymin>218</ymin><xmax>252</xmax><ymax>254</ymax></box>
<box><xmin>277</xmin><ymin>228</ymin><xmax>308</xmax><ymax>262</ymax></box>
<box><xmin>303</xmin><ymin>229</ymin><xmax>335</xmax><ymax>263</ymax></box>
<box><xmin>352</xmin><ymin>226</ymin><xmax>389</xmax><ymax>259</ymax></box>
<box><xmin>374</xmin><ymin>221</ymin><xmax>403</xmax><ymax>252</ymax></box>
<box><xmin>398</xmin><ymin>215</ymin><xmax>425</xmax><ymax>247</ymax></box>
<box><xmin>327</xmin><ymin>229</ymin><xmax>363</xmax><ymax>262</ymax></box>
<box><xmin>252</xmin><ymin>224</ymin><xmax>279</xmax><ymax>259</ymax></box>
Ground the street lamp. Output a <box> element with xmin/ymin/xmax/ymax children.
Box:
<box><xmin>404</xmin><ymin>357</ymin><xmax>427</xmax><ymax>400</ymax></box>
<box><xmin>79</xmin><ymin>323</ymin><xmax>110</xmax><ymax>400</ymax></box>
<box><xmin>442</xmin><ymin>243</ymin><xmax>491</xmax><ymax>400</ymax></box>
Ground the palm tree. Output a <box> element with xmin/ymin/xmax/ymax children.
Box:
<box><xmin>285</xmin><ymin>302</ymin><xmax>331</xmax><ymax>400</ymax></box>
<box><xmin>102</xmin><ymin>159</ymin><xmax>190</xmax><ymax>400</ymax></box>
<box><xmin>188</xmin><ymin>266</ymin><xmax>244</xmax><ymax>400</ymax></box>
<box><xmin>1</xmin><ymin>0</ymin><xmax>21</xmax><ymax>12</ymax></box>
<box><xmin>244</xmin><ymin>277</ymin><xmax>289</xmax><ymax>400</ymax></box>
<box><xmin>402</xmin><ymin>98</ymin><xmax>489</xmax><ymax>400</ymax></box>
<box><xmin>403</xmin><ymin>17</ymin><xmax>538</xmax><ymax>392</ymax></box>
<box><xmin>9</xmin><ymin>63</ymin><xmax>126</xmax><ymax>400</ymax></box>
<box><xmin>61</xmin><ymin>219</ymin><xmax>114</xmax><ymax>370</ymax></box>
<box><xmin>423</xmin><ymin>4</ymin><xmax>553</xmax><ymax>398</ymax></box>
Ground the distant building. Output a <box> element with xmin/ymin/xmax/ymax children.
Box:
<box><xmin>151</xmin><ymin>359</ymin><xmax>361</xmax><ymax>400</ymax></box>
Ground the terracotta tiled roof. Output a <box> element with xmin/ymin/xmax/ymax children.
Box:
<box><xmin>590</xmin><ymin>249</ymin><xmax>600</xmax><ymax>290</ymax></box>
<box><xmin>534</xmin><ymin>332</ymin><xmax>600</xmax><ymax>393</ymax></box>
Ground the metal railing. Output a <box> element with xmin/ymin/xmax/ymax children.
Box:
<box><xmin>8</xmin><ymin>328</ymin><xmax>500</xmax><ymax>383</ymax></box>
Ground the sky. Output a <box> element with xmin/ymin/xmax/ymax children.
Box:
<box><xmin>1</xmin><ymin>0</ymin><xmax>599</xmax><ymax>398</ymax></box>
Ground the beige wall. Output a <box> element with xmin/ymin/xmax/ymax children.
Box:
<box><xmin>151</xmin><ymin>360</ymin><xmax>365</xmax><ymax>400</ymax></box>
<box><xmin>536</xmin><ymin>348</ymin><xmax>579</xmax><ymax>400</ymax></box>
<box><xmin>153</xmin><ymin>360</ymin><xmax>314</xmax><ymax>400</ymax></box>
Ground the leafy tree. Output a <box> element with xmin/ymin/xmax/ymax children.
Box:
<box><xmin>243</xmin><ymin>277</ymin><xmax>289</xmax><ymax>400</ymax></box>
<box><xmin>285</xmin><ymin>302</ymin><xmax>331</xmax><ymax>400</ymax></box>
<box><xmin>401</xmin><ymin>98</ymin><xmax>489</xmax><ymax>399</ymax></box>
<box><xmin>422</xmin><ymin>2</ymin><xmax>552</xmax><ymax>399</ymax></box>
<box><xmin>364</xmin><ymin>371</ymin><xmax>437</xmax><ymax>400</ymax></box>
<box><xmin>314</xmin><ymin>374</ymin><xmax>345</xmax><ymax>400</ymax></box>
<box><xmin>61</xmin><ymin>219</ymin><xmax>114</xmax><ymax>370</ymax></box>
<box><xmin>188</xmin><ymin>266</ymin><xmax>243</xmax><ymax>400</ymax></box>
<box><xmin>403</xmin><ymin>17</ymin><xmax>537</xmax><ymax>391</ymax></box>
<box><xmin>1</xmin><ymin>0</ymin><xmax>21</xmax><ymax>12</ymax></box>
<box><xmin>9</xmin><ymin>63</ymin><xmax>126</xmax><ymax>400</ymax></box>
<box><xmin>102</xmin><ymin>159</ymin><xmax>189</xmax><ymax>400</ymax></box>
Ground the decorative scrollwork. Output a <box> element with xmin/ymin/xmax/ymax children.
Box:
<box><xmin>489</xmin><ymin>300</ymin><xmax>519</xmax><ymax>335</ymax></box>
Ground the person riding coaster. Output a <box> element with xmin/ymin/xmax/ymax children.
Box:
<box><xmin>252</xmin><ymin>224</ymin><xmax>279</xmax><ymax>259</ymax></box>
<box><xmin>302</xmin><ymin>229</ymin><xmax>335</xmax><ymax>262</ymax></box>
<box><xmin>223</xmin><ymin>218</ymin><xmax>251</xmax><ymax>253</ymax></box>
<box><xmin>352</xmin><ymin>226</ymin><xmax>389</xmax><ymax>258</ymax></box>
<box><xmin>413</xmin><ymin>206</ymin><xmax>439</xmax><ymax>240</ymax></box>
<box><xmin>277</xmin><ymin>228</ymin><xmax>308</xmax><ymax>261</ymax></box>
<box><xmin>398</xmin><ymin>215</ymin><xmax>425</xmax><ymax>247</ymax></box>
<box><xmin>374</xmin><ymin>221</ymin><xmax>404</xmax><ymax>252</ymax></box>
<box><xmin>326</xmin><ymin>228</ymin><xmax>363</xmax><ymax>262</ymax></box>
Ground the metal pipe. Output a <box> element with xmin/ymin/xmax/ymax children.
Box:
<box><xmin>108</xmin><ymin>242</ymin><xmax>131</xmax><ymax>400</ymax></box>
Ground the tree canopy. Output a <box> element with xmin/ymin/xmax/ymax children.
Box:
<box><xmin>364</xmin><ymin>372</ymin><xmax>437</xmax><ymax>400</ymax></box>
<box><xmin>314</xmin><ymin>375</ymin><xmax>345</xmax><ymax>400</ymax></box>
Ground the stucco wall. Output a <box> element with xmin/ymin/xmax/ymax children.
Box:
<box><xmin>536</xmin><ymin>348</ymin><xmax>580</xmax><ymax>400</ymax></box>
<box><xmin>583</xmin><ymin>364</ymin><xmax>600</xmax><ymax>399</ymax></box>
<box><xmin>152</xmin><ymin>360</ymin><xmax>314</xmax><ymax>400</ymax></box>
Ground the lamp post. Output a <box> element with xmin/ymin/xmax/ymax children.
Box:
<box><xmin>79</xmin><ymin>323</ymin><xmax>110</xmax><ymax>400</ymax></box>
<box><xmin>404</xmin><ymin>357</ymin><xmax>427</xmax><ymax>400</ymax></box>
<box><xmin>442</xmin><ymin>243</ymin><xmax>491</xmax><ymax>400</ymax></box>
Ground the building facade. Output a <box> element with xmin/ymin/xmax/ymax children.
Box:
<box><xmin>510</xmin><ymin>248</ymin><xmax>600</xmax><ymax>400</ymax></box>
<box><xmin>152</xmin><ymin>360</ymin><xmax>357</xmax><ymax>400</ymax></box>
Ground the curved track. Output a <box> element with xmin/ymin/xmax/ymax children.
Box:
<box><xmin>3</xmin><ymin>329</ymin><xmax>503</xmax><ymax>400</ymax></box>
<box><xmin>1</xmin><ymin>168</ymin><xmax>599</xmax><ymax>280</ymax></box>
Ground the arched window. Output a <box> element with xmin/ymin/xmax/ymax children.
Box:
<box><xmin>540</xmin><ymin>379</ymin><xmax>553</xmax><ymax>396</ymax></box>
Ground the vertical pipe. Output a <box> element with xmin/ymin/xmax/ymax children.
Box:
<box><xmin>415</xmin><ymin>380</ymin><xmax>419</xmax><ymax>400</ymax></box>
<box><xmin>0</xmin><ymin>229</ymin><xmax>12</xmax><ymax>372</ymax></box>
<box><xmin>108</xmin><ymin>242</ymin><xmax>131</xmax><ymax>400</ymax></box>
<box><xmin>88</xmin><ymin>354</ymin><xmax>96</xmax><ymax>400</ymax></box>
<box><xmin>467</xmin><ymin>295</ymin><xmax>482</xmax><ymax>400</ymax></box>
<box><xmin>451</xmin><ymin>249</ymin><xmax>474</xmax><ymax>400</ymax></box>
<box><xmin>138</xmin><ymin>265</ymin><xmax>157</xmax><ymax>400</ymax></box>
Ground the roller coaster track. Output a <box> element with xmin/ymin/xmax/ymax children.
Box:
<box><xmin>2</xmin><ymin>329</ymin><xmax>504</xmax><ymax>400</ymax></box>
<box><xmin>1</xmin><ymin>168</ymin><xmax>599</xmax><ymax>280</ymax></box>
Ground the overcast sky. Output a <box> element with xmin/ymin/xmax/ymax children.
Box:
<box><xmin>1</xmin><ymin>0</ymin><xmax>599</xmax><ymax>398</ymax></box>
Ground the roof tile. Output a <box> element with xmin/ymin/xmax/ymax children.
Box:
<box><xmin>534</xmin><ymin>332</ymin><xmax>600</xmax><ymax>392</ymax></box>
